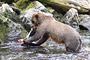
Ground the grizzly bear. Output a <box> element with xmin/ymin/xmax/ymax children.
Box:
<box><xmin>23</xmin><ymin>12</ymin><xmax>82</xmax><ymax>52</ymax></box>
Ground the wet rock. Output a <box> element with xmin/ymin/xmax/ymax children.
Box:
<box><xmin>61</xmin><ymin>8</ymin><xmax>79</xmax><ymax>29</ymax></box>
<box><xmin>0</xmin><ymin>4</ymin><xmax>27</xmax><ymax>43</ymax></box>
<box><xmin>79</xmin><ymin>15</ymin><xmax>90</xmax><ymax>31</ymax></box>
<box><xmin>10</xmin><ymin>6</ymin><xmax>21</xmax><ymax>15</ymax></box>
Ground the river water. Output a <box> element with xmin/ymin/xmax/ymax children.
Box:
<box><xmin>0</xmin><ymin>31</ymin><xmax>90</xmax><ymax>60</ymax></box>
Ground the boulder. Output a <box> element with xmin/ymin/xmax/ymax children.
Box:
<box><xmin>38</xmin><ymin>0</ymin><xmax>89</xmax><ymax>14</ymax></box>
<box><xmin>0</xmin><ymin>4</ymin><xmax>27</xmax><ymax>43</ymax></box>
<box><xmin>61</xmin><ymin>8</ymin><xmax>79</xmax><ymax>30</ymax></box>
<box><xmin>68</xmin><ymin>0</ymin><xmax>90</xmax><ymax>10</ymax></box>
<box><xmin>79</xmin><ymin>15</ymin><xmax>90</xmax><ymax>31</ymax></box>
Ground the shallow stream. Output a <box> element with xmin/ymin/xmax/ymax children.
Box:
<box><xmin>0</xmin><ymin>31</ymin><xmax>90</xmax><ymax>60</ymax></box>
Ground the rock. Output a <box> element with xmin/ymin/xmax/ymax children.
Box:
<box><xmin>33</xmin><ymin>1</ymin><xmax>46</xmax><ymax>11</ymax></box>
<box><xmin>0</xmin><ymin>4</ymin><xmax>27</xmax><ymax>43</ymax></box>
<box><xmin>10</xmin><ymin>6</ymin><xmax>21</xmax><ymax>15</ymax></box>
<box><xmin>68</xmin><ymin>0</ymin><xmax>90</xmax><ymax>10</ymax></box>
<box><xmin>61</xmin><ymin>8</ymin><xmax>79</xmax><ymax>30</ymax></box>
<box><xmin>0</xmin><ymin>2</ymin><xmax>4</xmax><ymax>6</ymax></box>
<box><xmin>79</xmin><ymin>15</ymin><xmax>90</xmax><ymax>31</ymax></box>
<box><xmin>52</xmin><ymin>11</ymin><xmax>63</xmax><ymax>21</ymax></box>
<box><xmin>0</xmin><ymin>4</ymin><xmax>14</xmax><ymax>13</ymax></box>
<box><xmin>38</xmin><ymin>0</ymin><xmax>89</xmax><ymax>14</ymax></box>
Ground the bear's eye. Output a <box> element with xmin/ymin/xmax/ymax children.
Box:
<box><xmin>32</xmin><ymin>21</ymin><xmax>34</xmax><ymax>23</ymax></box>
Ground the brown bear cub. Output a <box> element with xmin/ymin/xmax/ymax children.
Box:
<box><xmin>23</xmin><ymin>12</ymin><xmax>82</xmax><ymax>52</ymax></box>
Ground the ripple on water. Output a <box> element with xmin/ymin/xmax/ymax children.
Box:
<box><xmin>0</xmin><ymin>31</ymin><xmax>90</xmax><ymax>60</ymax></box>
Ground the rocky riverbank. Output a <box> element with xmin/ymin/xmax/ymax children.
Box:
<box><xmin>0</xmin><ymin>0</ymin><xmax>90</xmax><ymax>43</ymax></box>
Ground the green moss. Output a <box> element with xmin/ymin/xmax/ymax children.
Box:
<box><xmin>47</xmin><ymin>7</ymin><xmax>52</xmax><ymax>10</ymax></box>
<box><xmin>0</xmin><ymin>16</ymin><xmax>12</xmax><ymax>27</ymax></box>
<box><xmin>15</xmin><ymin>0</ymin><xmax>33</xmax><ymax>12</ymax></box>
<box><xmin>14</xmin><ymin>0</ymin><xmax>18</xmax><ymax>3</ymax></box>
<box><xmin>39</xmin><ymin>0</ymin><xmax>68</xmax><ymax>4</ymax></box>
<box><xmin>21</xmin><ymin>2</ymin><xmax>34</xmax><ymax>13</ymax></box>
<box><xmin>21</xmin><ymin>28</ymin><xmax>27</xmax><ymax>38</ymax></box>
<box><xmin>0</xmin><ymin>10</ymin><xmax>14</xmax><ymax>42</ymax></box>
<box><xmin>25</xmin><ymin>2</ymin><xmax>34</xmax><ymax>9</ymax></box>
<box><xmin>0</xmin><ymin>24</ymin><xmax>9</xmax><ymax>41</ymax></box>
<box><xmin>0</xmin><ymin>16</ymin><xmax>6</xmax><ymax>21</ymax></box>
<box><xmin>39</xmin><ymin>0</ymin><xmax>50</xmax><ymax>3</ymax></box>
<box><xmin>16</xmin><ymin>0</ymin><xmax>30</xmax><ymax>9</ymax></box>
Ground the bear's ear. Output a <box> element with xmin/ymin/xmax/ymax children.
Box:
<box><xmin>34</xmin><ymin>13</ymin><xmax>41</xmax><ymax>24</ymax></box>
<box><xmin>34</xmin><ymin>14</ymin><xmax>39</xmax><ymax>20</ymax></box>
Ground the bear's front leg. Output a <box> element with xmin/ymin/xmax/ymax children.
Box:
<box><xmin>23</xmin><ymin>28</ymin><xmax>46</xmax><ymax>46</ymax></box>
<box><xmin>22</xmin><ymin>40</ymin><xmax>39</xmax><ymax>47</ymax></box>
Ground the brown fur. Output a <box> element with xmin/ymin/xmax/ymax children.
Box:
<box><xmin>24</xmin><ymin>12</ymin><xmax>82</xmax><ymax>52</ymax></box>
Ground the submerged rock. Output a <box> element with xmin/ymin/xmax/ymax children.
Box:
<box><xmin>0</xmin><ymin>4</ymin><xmax>27</xmax><ymax>43</ymax></box>
<box><xmin>61</xmin><ymin>8</ymin><xmax>79</xmax><ymax>30</ymax></box>
<box><xmin>79</xmin><ymin>15</ymin><xmax>90</xmax><ymax>31</ymax></box>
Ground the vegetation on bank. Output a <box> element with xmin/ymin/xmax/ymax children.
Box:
<box><xmin>15</xmin><ymin>0</ymin><xmax>34</xmax><ymax>13</ymax></box>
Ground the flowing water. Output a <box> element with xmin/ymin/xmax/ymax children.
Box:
<box><xmin>0</xmin><ymin>31</ymin><xmax>90</xmax><ymax>60</ymax></box>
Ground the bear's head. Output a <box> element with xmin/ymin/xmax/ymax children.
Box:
<box><xmin>31</xmin><ymin>12</ymin><xmax>46</xmax><ymax>27</ymax></box>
